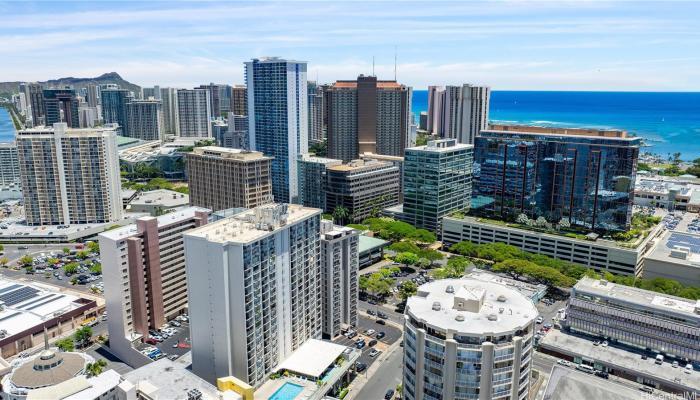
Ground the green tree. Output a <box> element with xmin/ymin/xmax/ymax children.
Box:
<box><xmin>0</xmin><ymin>244</ymin><xmax>4</xmax><ymax>252</ymax></box>
<box><xmin>394</xmin><ymin>252</ymin><xmax>418</xmax><ymax>266</ymax></box>
<box><xmin>449</xmin><ymin>241</ymin><xmax>479</xmax><ymax>257</ymax></box>
<box><xmin>76</xmin><ymin>250</ymin><xmax>90</xmax><ymax>260</ymax></box>
<box><xmin>418</xmin><ymin>249</ymin><xmax>444</xmax><ymax>263</ymax></box>
<box><xmin>55</xmin><ymin>337</ymin><xmax>75</xmax><ymax>352</ymax></box>
<box><xmin>332</xmin><ymin>206</ymin><xmax>350</xmax><ymax>225</ymax></box>
<box><xmin>89</xmin><ymin>263</ymin><xmax>102</xmax><ymax>274</ymax></box>
<box><xmin>87</xmin><ymin>241</ymin><xmax>100</xmax><ymax>253</ymax></box>
<box><xmin>409</xmin><ymin>229</ymin><xmax>437</xmax><ymax>243</ymax></box>
<box><xmin>64</xmin><ymin>262</ymin><xmax>79</xmax><ymax>275</ymax></box>
<box><xmin>74</xmin><ymin>326</ymin><xmax>92</xmax><ymax>347</ymax></box>
<box><xmin>62</xmin><ymin>247</ymin><xmax>71</xmax><ymax>254</ymax></box>
<box><xmin>415</xmin><ymin>258</ymin><xmax>432</xmax><ymax>269</ymax></box>
<box><xmin>398</xmin><ymin>281</ymin><xmax>418</xmax><ymax>301</ymax></box>
<box><xmin>389</xmin><ymin>241</ymin><xmax>421</xmax><ymax>254</ymax></box>
<box><xmin>85</xmin><ymin>359</ymin><xmax>107</xmax><ymax>377</ymax></box>
<box><xmin>0</xmin><ymin>257</ymin><xmax>8</xmax><ymax>267</ymax></box>
<box><xmin>47</xmin><ymin>257</ymin><xmax>59</xmax><ymax>266</ymax></box>
<box><xmin>366</xmin><ymin>273</ymin><xmax>394</xmax><ymax>299</ymax></box>
<box><xmin>19</xmin><ymin>255</ymin><xmax>33</xmax><ymax>266</ymax></box>
<box><xmin>446</xmin><ymin>256</ymin><xmax>470</xmax><ymax>276</ymax></box>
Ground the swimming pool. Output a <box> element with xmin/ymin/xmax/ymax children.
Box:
<box><xmin>268</xmin><ymin>382</ymin><xmax>304</xmax><ymax>400</ymax></box>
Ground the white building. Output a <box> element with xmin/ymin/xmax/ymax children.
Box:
<box><xmin>320</xmin><ymin>221</ymin><xmax>359</xmax><ymax>338</ymax></box>
<box><xmin>99</xmin><ymin>207</ymin><xmax>209</xmax><ymax>367</ymax></box>
<box><xmin>246</xmin><ymin>57</ymin><xmax>308</xmax><ymax>203</ymax></box>
<box><xmin>16</xmin><ymin>123</ymin><xmax>122</xmax><ymax>226</ymax></box>
<box><xmin>184</xmin><ymin>203</ymin><xmax>322</xmax><ymax>387</ymax></box>
<box><xmin>0</xmin><ymin>143</ymin><xmax>20</xmax><ymax>186</ymax></box>
<box><xmin>426</xmin><ymin>84</ymin><xmax>490</xmax><ymax>144</ymax></box>
<box><xmin>160</xmin><ymin>87</ymin><xmax>180</xmax><ymax>136</ymax></box>
<box><xmin>403</xmin><ymin>279</ymin><xmax>538</xmax><ymax>400</ymax></box>
<box><xmin>125</xmin><ymin>99</ymin><xmax>163</xmax><ymax>141</ymax></box>
<box><xmin>177</xmin><ymin>89</ymin><xmax>211</xmax><ymax>138</ymax></box>
<box><xmin>634</xmin><ymin>175</ymin><xmax>700</xmax><ymax>212</ymax></box>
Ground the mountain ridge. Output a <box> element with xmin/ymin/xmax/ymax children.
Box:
<box><xmin>0</xmin><ymin>72</ymin><xmax>141</xmax><ymax>97</ymax></box>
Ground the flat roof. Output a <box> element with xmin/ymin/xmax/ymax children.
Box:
<box><xmin>122</xmin><ymin>352</ymin><xmax>221</xmax><ymax>400</ymax></box>
<box><xmin>487</xmin><ymin>124</ymin><xmax>628</xmax><ymax>138</ymax></box>
<box><xmin>27</xmin><ymin>369</ymin><xmax>122</xmax><ymax>400</ymax></box>
<box><xmin>406</xmin><ymin>278</ymin><xmax>538</xmax><ymax>335</ymax></box>
<box><xmin>360</xmin><ymin>152</ymin><xmax>404</xmax><ymax>162</ymax></box>
<box><xmin>0</xmin><ymin>278</ymin><xmax>87</xmax><ymax>338</ymax></box>
<box><xmin>358</xmin><ymin>235</ymin><xmax>389</xmax><ymax>253</ymax></box>
<box><xmin>100</xmin><ymin>206</ymin><xmax>209</xmax><ymax>241</ymax></box>
<box><xmin>191</xmin><ymin>146</ymin><xmax>271</xmax><ymax>161</ymax></box>
<box><xmin>646</xmin><ymin>231</ymin><xmax>700</xmax><ymax>267</ymax></box>
<box><xmin>185</xmin><ymin>203</ymin><xmax>320</xmax><ymax>244</ymax></box>
<box><xmin>130</xmin><ymin>189</ymin><xmax>189</xmax><ymax>208</ymax></box>
<box><xmin>406</xmin><ymin>139</ymin><xmax>473</xmax><ymax>153</ymax></box>
<box><xmin>327</xmin><ymin>159</ymin><xmax>393</xmax><ymax>172</ymax></box>
<box><xmin>574</xmin><ymin>277</ymin><xmax>699</xmax><ymax>318</ymax></box>
<box><xmin>543</xmin><ymin>365</ymin><xmax>640</xmax><ymax>400</ymax></box>
<box><xmin>274</xmin><ymin>339</ymin><xmax>346</xmax><ymax>379</ymax></box>
<box><xmin>299</xmin><ymin>153</ymin><xmax>342</xmax><ymax>165</ymax></box>
<box><xmin>465</xmin><ymin>270</ymin><xmax>547</xmax><ymax>302</ymax></box>
<box><xmin>540</xmin><ymin>330</ymin><xmax>700</xmax><ymax>392</ymax></box>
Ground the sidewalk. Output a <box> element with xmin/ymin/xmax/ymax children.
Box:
<box><xmin>345</xmin><ymin>335</ymin><xmax>403</xmax><ymax>400</ymax></box>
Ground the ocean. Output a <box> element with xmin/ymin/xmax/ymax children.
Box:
<box><xmin>0</xmin><ymin>108</ymin><xmax>14</xmax><ymax>143</ymax></box>
<box><xmin>412</xmin><ymin>90</ymin><xmax>700</xmax><ymax>160</ymax></box>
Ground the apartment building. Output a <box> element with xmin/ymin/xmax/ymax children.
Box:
<box><xmin>297</xmin><ymin>154</ymin><xmax>342</xmax><ymax>211</ymax></box>
<box><xmin>426</xmin><ymin>84</ymin><xmax>490</xmax><ymax>144</ymax></box>
<box><xmin>320</xmin><ymin>221</ymin><xmax>359</xmax><ymax>339</ymax></box>
<box><xmin>17</xmin><ymin>123</ymin><xmax>122</xmax><ymax>226</ymax></box>
<box><xmin>186</xmin><ymin>146</ymin><xmax>272</xmax><ymax>211</ymax></box>
<box><xmin>101</xmin><ymin>88</ymin><xmax>134</xmax><ymax>136</ymax></box>
<box><xmin>99</xmin><ymin>207</ymin><xmax>210</xmax><ymax>366</ymax></box>
<box><xmin>125</xmin><ymin>99</ymin><xmax>163</xmax><ymax>141</ymax></box>
<box><xmin>177</xmin><ymin>89</ymin><xmax>212</xmax><ymax>138</ymax></box>
<box><xmin>160</xmin><ymin>87</ymin><xmax>180</xmax><ymax>136</ymax></box>
<box><xmin>564</xmin><ymin>277</ymin><xmax>700</xmax><ymax>362</ymax></box>
<box><xmin>43</xmin><ymin>89</ymin><xmax>80</xmax><ymax>128</ymax></box>
<box><xmin>184</xmin><ymin>203</ymin><xmax>322</xmax><ymax>386</ymax></box>
<box><xmin>308</xmin><ymin>81</ymin><xmax>325</xmax><ymax>144</ymax></box>
<box><xmin>325</xmin><ymin>159</ymin><xmax>400</xmax><ymax>223</ymax></box>
<box><xmin>0</xmin><ymin>143</ymin><xmax>20</xmax><ymax>186</ymax></box>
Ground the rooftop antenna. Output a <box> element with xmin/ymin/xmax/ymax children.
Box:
<box><xmin>394</xmin><ymin>45</ymin><xmax>397</xmax><ymax>81</ymax></box>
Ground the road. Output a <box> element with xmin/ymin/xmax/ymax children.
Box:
<box><xmin>352</xmin><ymin>343</ymin><xmax>403</xmax><ymax>400</ymax></box>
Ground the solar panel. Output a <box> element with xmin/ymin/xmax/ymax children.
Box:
<box><xmin>18</xmin><ymin>294</ymin><xmax>57</xmax><ymax>309</ymax></box>
<box><xmin>25</xmin><ymin>295</ymin><xmax>66</xmax><ymax>311</ymax></box>
<box><xmin>0</xmin><ymin>287</ymin><xmax>39</xmax><ymax>306</ymax></box>
<box><xmin>0</xmin><ymin>284</ymin><xmax>22</xmax><ymax>296</ymax></box>
<box><xmin>666</xmin><ymin>232</ymin><xmax>700</xmax><ymax>254</ymax></box>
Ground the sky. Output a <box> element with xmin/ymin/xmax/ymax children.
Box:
<box><xmin>2</xmin><ymin>1</ymin><xmax>700</xmax><ymax>91</ymax></box>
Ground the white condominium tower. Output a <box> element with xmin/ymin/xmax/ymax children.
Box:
<box><xmin>246</xmin><ymin>57</ymin><xmax>308</xmax><ymax>203</ymax></box>
<box><xmin>17</xmin><ymin>123</ymin><xmax>122</xmax><ymax>225</ymax></box>
<box><xmin>427</xmin><ymin>84</ymin><xmax>490</xmax><ymax>144</ymax></box>
<box><xmin>184</xmin><ymin>203</ymin><xmax>322</xmax><ymax>386</ymax></box>
<box><xmin>320</xmin><ymin>220</ymin><xmax>359</xmax><ymax>338</ymax></box>
<box><xmin>403</xmin><ymin>279</ymin><xmax>537</xmax><ymax>400</ymax></box>
<box><xmin>177</xmin><ymin>89</ymin><xmax>212</xmax><ymax>138</ymax></box>
<box><xmin>160</xmin><ymin>87</ymin><xmax>180</xmax><ymax>136</ymax></box>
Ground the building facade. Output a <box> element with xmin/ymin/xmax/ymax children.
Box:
<box><xmin>184</xmin><ymin>203</ymin><xmax>322</xmax><ymax>386</ymax></box>
<box><xmin>0</xmin><ymin>143</ymin><xmax>20</xmax><ymax>186</ymax></box>
<box><xmin>298</xmin><ymin>154</ymin><xmax>342</xmax><ymax>211</ymax></box>
<box><xmin>99</xmin><ymin>207</ymin><xmax>209</xmax><ymax>366</ymax></box>
<box><xmin>403</xmin><ymin>279</ymin><xmax>537</xmax><ymax>400</ymax></box>
<box><xmin>177</xmin><ymin>89</ymin><xmax>212</xmax><ymax>138</ymax></box>
<box><xmin>186</xmin><ymin>146</ymin><xmax>273</xmax><ymax>212</ymax></box>
<box><xmin>564</xmin><ymin>277</ymin><xmax>700</xmax><ymax>362</ymax></box>
<box><xmin>43</xmin><ymin>89</ymin><xmax>80</xmax><ymax>128</ymax></box>
<box><xmin>403</xmin><ymin>139</ymin><xmax>474</xmax><ymax>232</ymax></box>
<box><xmin>326</xmin><ymin>75</ymin><xmax>412</xmax><ymax>162</ymax></box>
<box><xmin>159</xmin><ymin>87</ymin><xmax>180</xmax><ymax>136</ymax></box>
<box><xmin>17</xmin><ymin>123</ymin><xmax>122</xmax><ymax>225</ymax></box>
<box><xmin>426</xmin><ymin>84</ymin><xmax>490</xmax><ymax>144</ymax></box>
<box><xmin>196</xmin><ymin>83</ymin><xmax>223</xmax><ymax>118</ymax></box>
<box><xmin>126</xmin><ymin>99</ymin><xmax>163</xmax><ymax>141</ymax></box>
<box><xmin>27</xmin><ymin>83</ymin><xmax>45</xmax><ymax>127</ymax></box>
<box><xmin>320</xmin><ymin>221</ymin><xmax>359</xmax><ymax>339</ymax></box>
<box><xmin>308</xmin><ymin>81</ymin><xmax>325</xmax><ymax>144</ymax></box>
<box><xmin>472</xmin><ymin>125</ymin><xmax>641</xmax><ymax>232</ymax></box>
<box><xmin>231</xmin><ymin>85</ymin><xmax>247</xmax><ymax>116</ymax></box>
<box><xmin>246</xmin><ymin>57</ymin><xmax>308</xmax><ymax>203</ymax></box>
<box><xmin>101</xmin><ymin>88</ymin><xmax>134</xmax><ymax>136</ymax></box>
<box><xmin>325</xmin><ymin>159</ymin><xmax>400</xmax><ymax>223</ymax></box>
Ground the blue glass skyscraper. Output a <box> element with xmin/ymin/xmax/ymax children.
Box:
<box><xmin>472</xmin><ymin>125</ymin><xmax>641</xmax><ymax>232</ymax></box>
<box><xmin>101</xmin><ymin>88</ymin><xmax>133</xmax><ymax>136</ymax></box>
<box><xmin>246</xmin><ymin>57</ymin><xmax>308</xmax><ymax>203</ymax></box>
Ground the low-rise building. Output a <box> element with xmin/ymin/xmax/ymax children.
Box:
<box><xmin>118</xmin><ymin>140</ymin><xmax>186</xmax><ymax>180</ymax></box>
<box><xmin>297</xmin><ymin>154</ymin><xmax>342</xmax><ymax>211</ymax></box>
<box><xmin>442</xmin><ymin>215</ymin><xmax>663</xmax><ymax>276</ymax></box>
<box><xmin>564</xmin><ymin>277</ymin><xmax>700</xmax><ymax>363</ymax></box>
<box><xmin>643</xmin><ymin>231</ymin><xmax>700</xmax><ymax>287</ymax></box>
<box><xmin>358</xmin><ymin>235</ymin><xmax>389</xmax><ymax>268</ymax></box>
<box><xmin>634</xmin><ymin>175</ymin><xmax>700</xmax><ymax>212</ymax></box>
<box><xmin>127</xmin><ymin>189</ymin><xmax>189</xmax><ymax>216</ymax></box>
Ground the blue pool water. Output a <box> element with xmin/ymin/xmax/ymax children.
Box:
<box><xmin>268</xmin><ymin>382</ymin><xmax>304</xmax><ymax>400</ymax></box>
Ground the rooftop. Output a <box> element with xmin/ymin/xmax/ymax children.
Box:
<box><xmin>486</xmin><ymin>124</ymin><xmax>629</xmax><ymax>138</ymax></box>
<box><xmin>129</xmin><ymin>189</ymin><xmax>189</xmax><ymax>208</ymax></box>
<box><xmin>332</xmin><ymin>80</ymin><xmax>404</xmax><ymax>89</ymax></box>
<box><xmin>118</xmin><ymin>140</ymin><xmax>180</xmax><ymax>163</ymax></box>
<box><xmin>406</xmin><ymin>139</ymin><xmax>474</xmax><ymax>153</ymax></box>
<box><xmin>185</xmin><ymin>203</ymin><xmax>321</xmax><ymax>244</ymax></box>
<box><xmin>573</xmin><ymin>277</ymin><xmax>700</xmax><ymax>318</ymax></box>
<box><xmin>465</xmin><ymin>269</ymin><xmax>548</xmax><ymax>303</ymax></box>
<box><xmin>299</xmin><ymin>153</ymin><xmax>342</xmax><ymax>165</ymax></box>
<box><xmin>358</xmin><ymin>235</ymin><xmax>389</xmax><ymax>253</ymax></box>
<box><xmin>190</xmin><ymin>146</ymin><xmax>272</xmax><ymax>162</ymax></box>
<box><xmin>100</xmin><ymin>206</ymin><xmax>210</xmax><ymax>241</ymax></box>
<box><xmin>327</xmin><ymin>159</ymin><xmax>393</xmax><ymax>172</ymax></box>
<box><xmin>543</xmin><ymin>365</ymin><xmax>640</xmax><ymax>400</ymax></box>
<box><xmin>406</xmin><ymin>278</ymin><xmax>538</xmax><ymax>335</ymax></box>
<box><xmin>7</xmin><ymin>349</ymin><xmax>91</xmax><ymax>390</ymax></box>
<box><xmin>359</xmin><ymin>152</ymin><xmax>404</xmax><ymax>162</ymax></box>
<box><xmin>0</xmin><ymin>278</ymin><xmax>90</xmax><ymax>339</ymax></box>
<box><xmin>121</xmin><ymin>352</ymin><xmax>221</xmax><ymax>400</ymax></box>
<box><xmin>646</xmin><ymin>230</ymin><xmax>700</xmax><ymax>268</ymax></box>
<box><xmin>27</xmin><ymin>369</ymin><xmax>122</xmax><ymax>400</ymax></box>
<box><xmin>320</xmin><ymin>220</ymin><xmax>356</xmax><ymax>240</ymax></box>
<box><xmin>17</xmin><ymin>123</ymin><xmax>118</xmax><ymax>138</ymax></box>
<box><xmin>274</xmin><ymin>339</ymin><xmax>347</xmax><ymax>379</ymax></box>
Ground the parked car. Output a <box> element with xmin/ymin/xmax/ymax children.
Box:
<box><xmin>365</xmin><ymin>329</ymin><xmax>376</xmax><ymax>336</ymax></box>
<box><xmin>355</xmin><ymin>362</ymin><xmax>367</xmax><ymax>373</ymax></box>
<box><xmin>366</xmin><ymin>309</ymin><xmax>376</xmax><ymax>316</ymax></box>
<box><xmin>385</xmin><ymin>389</ymin><xmax>395</xmax><ymax>399</ymax></box>
<box><xmin>369</xmin><ymin>349</ymin><xmax>380</xmax><ymax>358</ymax></box>
<box><xmin>595</xmin><ymin>371</ymin><xmax>609</xmax><ymax>379</ymax></box>
<box><xmin>536</xmin><ymin>317</ymin><xmax>544</xmax><ymax>324</ymax></box>
<box><xmin>368</xmin><ymin>339</ymin><xmax>377</xmax><ymax>347</ymax></box>
<box><xmin>376</xmin><ymin>331</ymin><xmax>386</xmax><ymax>340</ymax></box>
<box><xmin>376</xmin><ymin>319</ymin><xmax>386</xmax><ymax>325</ymax></box>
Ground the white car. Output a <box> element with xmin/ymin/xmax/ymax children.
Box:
<box><xmin>536</xmin><ymin>317</ymin><xmax>544</xmax><ymax>324</ymax></box>
<box><xmin>366</xmin><ymin>329</ymin><xmax>376</xmax><ymax>336</ymax></box>
<box><xmin>557</xmin><ymin>360</ymin><xmax>572</xmax><ymax>367</ymax></box>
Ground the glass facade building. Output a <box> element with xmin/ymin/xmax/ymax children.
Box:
<box><xmin>403</xmin><ymin>139</ymin><xmax>473</xmax><ymax>232</ymax></box>
<box><xmin>101</xmin><ymin>88</ymin><xmax>134</xmax><ymax>136</ymax></box>
<box><xmin>472</xmin><ymin>126</ymin><xmax>641</xmax><ymax>232</ymax></box>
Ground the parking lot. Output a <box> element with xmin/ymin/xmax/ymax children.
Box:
<box><xmin>332</xmin><ymin>315</ymin><xmax>402</xmax><ymax>373</ymax></box>
<box><xmin>135</xmin><ymin>316</ymin><xmax>191</xmax><ymax>362</ymax></box>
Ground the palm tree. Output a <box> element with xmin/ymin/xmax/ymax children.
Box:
<box><xmin>332</xmin><ymin>206</ymin><xmax>349</xmax><ymax>225</ymax></box>
<box><xmin>85</xmin><ymin>359</ymin><xmax>107</xmax><ymax>377</ymax></box>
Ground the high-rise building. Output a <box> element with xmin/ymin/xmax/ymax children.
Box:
<box><xmin>77</xmin><ymin>105</ymin><xmax>98</xmax><ymax>128</ymax></box>
<box><xmin>360</xmin><ymin>152</ymin><xmax>405</xmax><ymax>201</ymax></box>
<box><xmin>160</xmin><ymin>87</ymin><xmax>180</xmax><ymax>136</ymax></box>
<box><xmin>325</xmin><ymin>159</ymin><xmax>400</xmax><ymax>222</ymax></box>
<box><xmin>17</xmin><ymin>123</ymin><xmax>122</xmax><ymax>225</ymax></box>
<box><xmin>0</xmin><ymin>143</ymin><xmax>20</xmax><ymax>186</ymax></box>
<box><xmin>186</xmin><ymin>146</ymin><xmax>273</xmax><ymax>211</ymax></box>
<box><xmin>212</xmin><ymin>113</ymin><xmax>248</xmax><ymax>149</ymax></box>
<box><xmin>126</xmin><ymin>99</ymin><xmax>163</xmax><ymax>141</ymax></box>
<box><xmin>86</xmin><ymin>83</ymin><xmax>100</xmax><ymax>108</ymax></box>
<box><xmin>196</xmin><ymin>83</ymin><xmax>222</xmax><ymax>118</ymax></box>
<box><xmin>426</xmin><ymin>84</ymin><xmax>490</xmax><ymax>144</ymax></box>
<box><xmin>99</xmin><ymin>207</ymin><xmax>210</xmax><ymax>366</ymax></box>
<box><xmin>218</xmin><ymin>84</ymin><xmax>233</xmax><ymax>117</ymax></box>
<box><xmin>403</xmin><ymin>139</ymin><xmax>474</xmax><ymax>232</ymax></box>
<box><xmin>43</xmin><ymin>89</ymin><xmax>80</xmax><ymax>128</ymax></box>
<box><xmin>231</xmin><ymin>85</ymin><xmax>247</xmax><ymax>116</ymax></box>
<box><xmin>298</xmin><ymin>153</ymin><xmax>342</xmax><ymax>211</ymax></box>
<box><xmin>320</xmin><ymin>220</ymin><xmax>358</xmax><ymax>339</ymax></box>
<box><xmin>308</xmin><ymin>81</ymin><xmax>325</xmax><ymax>144</ymax></box>
<box><xmin>141</xmin><ymin>85</ymin><xmax>161</xmax><ymax>100</ymax></box>
<box><xmin>177</xmin><ymin>89</ymin><xmax>212</xmax><ymax>138</ymax></box>
<box><xmin>326</xmin><ymin>75</ymin><xmax>412</xmax><ymax>162</ymax></box>
<box><xmin>27</xmin><ymin>83</ymin><xmax>45</xmax><ymax>127</ymax></box>
<box><xmin>184</xmin><ymin>203</ymin><xmax>322</xmax><ymax>386</ymax></box>
<box><xmin>472</xmin><ymin>125</ymin><xmax>641</xmax><ymax>231</ymax></box>
<box><xmin>101</xmin><ymin>88</ymin><xmax>134</xmax><ymax>136</ymax></box>
<box><xmin>246</xmin><ymin>57</ymin><xmax>308</xmax><ymax>203</ymax></box>
<box><xmin>402</xmin><ymin>278</ymin><xmax>537</xmax><ymax>400</ymax></box>
<box><xmin>419</xmin><ymin>112</ymin><xmax>428</xmax><ymax>131</ymax></box>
